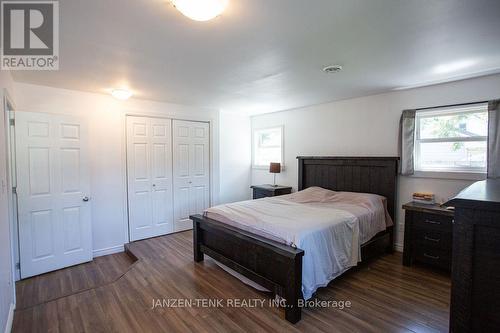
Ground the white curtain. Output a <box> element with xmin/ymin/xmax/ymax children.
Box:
<box><xmin>488</xmin><ymin>100</ymin><xmax>500</xmax><ymax>179</ymax></box>
<box><xmin>399</xmin><ymin>109</ymin><xmax>416</xmax><ymax>175</ymax></box>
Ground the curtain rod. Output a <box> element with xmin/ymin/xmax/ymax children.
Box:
<box><xmin>415</xmin><ymin>100</ymin><xmax>490</xmax><ymax>112</ymax></box>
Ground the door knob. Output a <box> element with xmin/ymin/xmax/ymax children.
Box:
<box><xmin>82</xmin><ymin>196</ymin><xmax>90</xmax><ymax>202</ymax></box>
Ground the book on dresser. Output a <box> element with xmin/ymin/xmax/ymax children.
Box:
<box><xmin>412</xmin><ymin>192</ymin><xmax>436</xmax><ymax>205</ymax></box>
<box><xmin>402</xmin><ymin>201</ymin><xmax>454</xmax><ymax>271</ymax></box>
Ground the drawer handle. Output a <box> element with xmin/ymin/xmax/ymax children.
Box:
<box><xmin>424</xmin><ymin>253</ymin><xmax>440</xmax><ymax>260</ymax></box>
<box><xmin>424</xmin><ymin>219</ymin><xmax>441</xmax><ymax>225</ymax></box>
<box><xmin>424</xmin><ymin>236</ymin><xmax>440</xmax><ymax>243</ymax></box>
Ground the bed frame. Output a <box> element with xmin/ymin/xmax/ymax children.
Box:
<box><xmin>190</xmin><ymin>156</ymin><xmax>399</xmax><ymax>323</ymax></box>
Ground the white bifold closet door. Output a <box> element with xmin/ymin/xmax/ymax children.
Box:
<box><xmin>16</xmin><ymin>112</ymin><xmax>92</xmax><ymax>279</ymax></box>
<box><xmin>173</xmin><ymin>120</ymin><xmax>210</xmax><ymax>232</ymax></box>
<box><xmin>126</xmin><ymin>116</ymin><xmax>174</xmax><ymax>241</ymax></box>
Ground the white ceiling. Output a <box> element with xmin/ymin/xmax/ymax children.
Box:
<box><xmin>12</xmin><ymin>0</ymin><xmax>500</xmax><ymax>114</ymax></box>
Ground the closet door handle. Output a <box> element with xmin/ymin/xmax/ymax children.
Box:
<box><xmin>424</xmin><ymin>219</ymin><xmax>441</xmax><ymax>225</ymax></box>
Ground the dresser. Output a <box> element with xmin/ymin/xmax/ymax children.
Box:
<box><xmin>446</xmin><ymin>180</ymin><xmax>500</xmax><ymax>333</ymax></box>
<box><xmin>402</xmin><ymin>202</ymin><xmax>454</xmax><ymax>271</ymax></box>
<box><xmin>250</xmin><ymin>185</ymin><xmax>292</xmax><ymax>199</ymax></box>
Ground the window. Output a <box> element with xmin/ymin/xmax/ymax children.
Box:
<box><xmin>415</xmin><ymin>104</ymin><xmax>488</xmax><ymax>173</ymax></box>
<box><xmin>252</xmin><ymin>126</ymin><xmax>283</xmax><ymax>168</ymax></box>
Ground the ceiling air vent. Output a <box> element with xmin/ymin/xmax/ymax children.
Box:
<box><xmin>323</xmin><ymin>65</ymin><xmax>343</xmax><ymax>73</ymax></box>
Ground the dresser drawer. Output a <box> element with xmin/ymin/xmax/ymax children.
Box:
<box><xmin>413</xmin><ymin>242</ymin><xmax>451</xmax><ymax>270</ymax></box>
<box><xmin>413</xmin><ymin>211</ymin><xmax>453</xmax><ymax>232</ymax></box>
<box><xmin>413</xmin><ymin>228</ymin><xmax>452</xmax><ymax>252</ymax></box>
<box><xmin>253</xmin><ymin>189</ymin><xmax>269</xmax><ymax>199</ymax></box>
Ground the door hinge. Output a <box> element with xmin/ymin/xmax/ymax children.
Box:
<box><xmin>9</xmin><ymin>118</ymin><xmax>14</xmax><ymax>126</ymax></box>
<box><xmin>15</xmin><ymin>262</ymin><xmax>20</xmax><ymax>270</ymax></box>
<box><xmin>12</xmin><ymin>187</ymin><xmax>16</xmax><ymax>194</ymax></box>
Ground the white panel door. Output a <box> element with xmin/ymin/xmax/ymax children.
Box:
<box><xmin>127</xmin><ymin>116</ymin><xmax>173</xmax><ymax>241</ymax></box>
<box><xmin>16</xmin><ymin>112</ymin><xmax>92</xmax><ymax>278</ymax></box>
<box><xmin>173</xmin><ymin>120</ymin><xmax>210</xmax><ymax>232</ymax></box>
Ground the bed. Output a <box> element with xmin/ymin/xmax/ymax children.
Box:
<box><xmin>190</xmin><ymin>156</ymin><xmax>399</xmax><ymax>323</ymax></box>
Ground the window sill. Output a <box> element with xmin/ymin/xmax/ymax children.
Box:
<box><xmin>409</xmin><ymin>170</ymin><xmax>486</xmax><ymax>181</ymax></box>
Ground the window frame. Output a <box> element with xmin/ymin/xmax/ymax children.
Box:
<box><xmin>414</xmin><ymin>104</ymin><xmax>488</xmax><ymax>175</ymax></box>
<box><xmin>251</xmin><ymin>125</ymin><xmax>284</xmax><ymax>170</ymax></box>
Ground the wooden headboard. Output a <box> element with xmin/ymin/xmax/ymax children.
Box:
<box><xmin>297</xmin><ymin>156</ymin><xmax>399</xmax><ymax>221</ymax></box>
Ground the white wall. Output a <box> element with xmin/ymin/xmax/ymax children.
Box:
<box><xmin>13</xmin><ymin>83</ymin><xmax>221</xmax><ymax>259</ymax></box>
<box><xmin>0</xmin><ymin>71</ymin><xmax>15</xmax><ymax>333</ymax></box>
<box><xmin>251</xmin><ymin>73</ymin><xmax>500</xmax><ymax>250</ymax></box>
<box><xmin>219</xmin><ymin>111</ymin><xmax>252</xmax><ymax>203</ymax></box>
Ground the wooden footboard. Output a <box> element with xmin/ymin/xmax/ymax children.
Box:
<box><xmin>191</xmin><ymin>214</ymin><xmax>305</xmax><ymax>323</ymax></box>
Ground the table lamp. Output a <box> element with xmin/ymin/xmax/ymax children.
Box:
<box><xmin>269</xmin><ymin>162</ymin><xmax>281</xmax><ymax>187</ymax></box>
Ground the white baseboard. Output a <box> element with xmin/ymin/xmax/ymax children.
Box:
<box><xmin>394</xmin><ymin>243</ymin><xmax>404</xmax><ymax>253</ymax></box>
<box><xmin>4</xmin><ymin>302</ymin><xmax>15</xmax><ymax>333</ymax></box>
<box><xmin>93</xmin><ymin>245</ymin><xmax>124</xmax><ymax>258</ymax></box>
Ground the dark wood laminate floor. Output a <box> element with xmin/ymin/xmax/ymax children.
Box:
<box><xmin>15</xmin><ymin>251</ymin><xmax>136</xmax><ymax>310</ymax></box>
<box><xmin>13</xmin><ymin>231</ymin><xmax>450</xmax><ymax>333</ymax></box>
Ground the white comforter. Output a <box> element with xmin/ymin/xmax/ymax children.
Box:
<box><xmin>205</xmin><ymin>187</ymin><xmax>390</xmax><ymax>299</ymax></box>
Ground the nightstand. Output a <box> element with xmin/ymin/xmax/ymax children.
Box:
<box><xmin>402</xmin><ymin>202</ymin><xmax>454</xmax><ymax>271</ymax></box>
<box><xmin>250</xmin><ymin>185</ymin><xmax>292</xmax><ymax>199</ymax></box>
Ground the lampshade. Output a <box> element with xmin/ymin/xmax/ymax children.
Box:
<box><xmin>269</xmin><ymin>162</ymin><xmax>281</xmax><ymax>174</ymax></box>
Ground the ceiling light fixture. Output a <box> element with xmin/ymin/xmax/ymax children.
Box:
<box><xmin>170</xmin><ymin>0</ymin><xmax>228</xmax><ymax>22</ymax></box>
<box><xmin>111</xmin><ymin>88</ymin><xmax>133</xmax><ymax>100</ymax></box>
<box><xmin>323</xmin><ymin>65</ymin><xmax>343</xmax><ymax>73</ymax></box>
<box><xmin>433</xmin><ymin>59</ymin><xmax>476</xmax><ymax>74</ymax></box>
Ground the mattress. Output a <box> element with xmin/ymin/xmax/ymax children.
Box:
<box><xmin>204</xmin><ymin>186</ymin><xmax>392</xmax><ymax>299</ymax></box>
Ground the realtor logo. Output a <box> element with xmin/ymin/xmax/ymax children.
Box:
<box><xmin>1</xmin><ymin>1</ymin><xmax>59</xmax><ymax>70</ymax></box>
